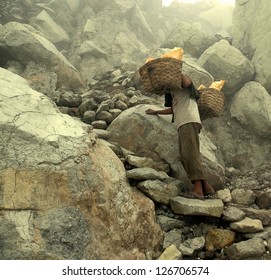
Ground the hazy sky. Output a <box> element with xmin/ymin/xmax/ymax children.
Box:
<box><xmin>162</xmin><ymin>0</ymin><xmax>235</xmax><ymax>6</ymax></box>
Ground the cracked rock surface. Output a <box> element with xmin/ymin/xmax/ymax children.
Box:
<box><xmin>0</xmin><ymin>68</ymin><xmax>163</xmax><ymax>260</ymax></box>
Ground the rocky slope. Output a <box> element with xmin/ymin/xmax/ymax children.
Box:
<box><xmin>0</xmin><ymin>0</ymin><xmax>271</xmax><ymax>260</ymax></box>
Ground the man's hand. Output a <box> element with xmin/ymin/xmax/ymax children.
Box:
<box><xmin>145</xmin><ymin>107</ymin><xmax>173</xmax><ymax>115</ymax></box>
<box><xmin>145</xmin><ymin>109</ymin><xmax>157</xmax><ymax>115</ymax></box>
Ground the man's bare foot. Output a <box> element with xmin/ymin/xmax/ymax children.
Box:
<box><xmin>191</xmin><ymin>180</ymin><xmax>204</xmax><ymax>198</ymax></box>
<box><xmin>203</xmin><ymin>180</ymin><xmax>215</xmax><ymax>196</ymax></box>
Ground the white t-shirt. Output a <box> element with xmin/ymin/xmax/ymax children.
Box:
<box><xmin>171</xmin><ymin>87</ymin><xmax>201</xmax><ymax>129</ymax></box>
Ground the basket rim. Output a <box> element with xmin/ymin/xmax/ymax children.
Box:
<box><xmin>139</xmin><ymin>57</ymin><xmax>183</xmax><ymax>73</ymax></box>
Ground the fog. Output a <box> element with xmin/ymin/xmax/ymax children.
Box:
<box><xmin>163</xmin><ymin>0</ymin><xmax>235</xmax><ymax>6</ymax></box>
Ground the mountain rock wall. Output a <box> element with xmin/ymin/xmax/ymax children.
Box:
<box><xmin>232</xmin><ymin>0</ymin><xmax>271</xmax><ymax>92</ymax></box>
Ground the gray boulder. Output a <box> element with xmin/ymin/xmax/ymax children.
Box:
<box><xmin>0</xmin><ymin>22</ymin><xmax>85</xmax><ymax>90</ymax></box>
<box><xmin>161</xmin><ymin>21</ymin><xmax>218</xmax><ymax>58</ymax></box>
<box><xmin>30</xmin><ymin>10</ymin><xmax>70</xmax><ymax>48</ymax></box>
<box><xmin>0</xmin><ymin>68</ymin><xmax>163</xmax><ymax>260</ymax></box>
<box><xmin>230</xmin><ymin>82</ymin><xmax>271</xmax><ymax>138</ymax></box>
<box><xmin>198</xmin><ymin>39</ymin><xmax>255</xmax><ymax>94</ymax></box>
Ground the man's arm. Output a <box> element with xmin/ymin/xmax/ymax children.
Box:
<box><xmin>145</xmin><ymin>107</ymin><xmax>173</xmax><ymax>115</ymax></box>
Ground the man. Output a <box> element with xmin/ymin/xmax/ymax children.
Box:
<box><xmin>145</xmin><ymin>73</ymin><xmax>215</xmax><ymax>200</ymax></box>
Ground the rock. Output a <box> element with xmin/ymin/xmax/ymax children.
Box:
<box><xmin>0</xmin><ymin>22</ymin><xmax>85</xmax><ymax>90</ymax></box>
<box><xmin>126</xmin><ymin>154</ymin><xmax>169</xmax><ymax>173</ymax></box>
<box><xmin>241</xmin><ymin>208</ymin><xmax>271</xmax><ymax>226</ymax></box>
<box><xmin>230</xmin><ymin>82</ymin><xmax>271</xmax><ymax>139</ymax></box>
<box><xmin>198</xmin><ymin>39</ymin><xmax>254</xmax><ymax>94</ymax></box>
<box><xmin>35</xmin><ymin>207</ymin><xmax>90</xmax><ymax>259</ymax></box>
<box><xmin>205</xmin><ymin>229</ymin><xmax>235</xmax><ymax>252</ymax></box>
<box><xmin>91</xmin><ymin>120</ymin><xmax>107</xmax><ymax>129</ymax></box>
<box><xmin>161</xmin><ymin>22</ymin><xmax>218</xmax><ymax>58</ymax></box>
<box><xmin>30</xmin><ymin>10</ymin><xmax>70</xmax><ymax>48</ymax></box>
<box><xmin>109</xmin><ymin>108</ymin><xmax>122</xmax><ymax>119</ymax></box>
<box><xmin>115</xmin><ymin>100</ymin><xmax>128</xmax><ymax>110</ymax></box>
<box><xmin>231</xmin><ymin>188</ymin><xmax>256</xmax><ymax>205</ymax></box>
<box><xmin>163</xmin><ymin>229</ymin><xmax>183</xmax><ymax>249</ymax></box>
<box><xmin>126</xmin><ymin>155</ymin><xmax>157</xmax><ymax>169</ymax></box>
<box><xmin>157</xmin><ymin>215</ymin><xmax>186</xmax><ymax>232</ymax></box>
<box><xmin>222</xmin><ymin>206</ymin><xmax>246</xmax><ymax>222</ymax></box>
<box><xmin>255</xmin><ymin>190</ymin><xmax>271</xmax><ymax>209</ymax></box>
<box><xmin>224</xmin><ymin>238</ymin><xmax>266</xmax><ymax>260</ymax></box>
<box><xmin>137</xmin><ymin>180</ymin><xmax>179</xmax><ymax>205</ymax></box>
<box><xmin>96</xmin><ymin>99</ymin><xmax>114</xmax><ymax>114</ymax></box>
<box><xmin>230</xmin><ymin>217</ymin><xmax>264</xmax><ymax>233</ymax></box>
<box><xmin>93</xmin><ymin>129</ymin><xmax>111</xmax><ymax>140</ymax></box>
<box><xmin>57</xmin><ymin>91</ymin><xmax>82</xmax><ymax>107</ymax></box>
<box><xmin>78</xmin><ymin>98</ymin><xmax>98</xmax><ymax>116</ymax></box>
<box><xmin>0</xmin><ymin>68</ymin><xmax>163</xmax><ymax>260</ymax></box>
<box><xmin>83</xmin><ymin>19</ymin><xmax>96</xmax><ymax>34</ymax></box>
<box><xmin>79</xmin><ymin>41</ymin><xmax>108</xmax><ymax>59</ymax></box>
<box><xmin>216</xmin><ymin>189</ymin><xmax>232</xmax><ymax>203</ymax></box>
<box><xmin>232</xmin><ymin>0</ymin><xmax>271</xmax><ymax>92</ymax></box>
<box><xmin>178</xmin><ymin>236</ymin><xmax>205</xmax><ymax>257</ymax></box>
<box><xmin>158</xmin><ymin>244</ymin><xmax>182</xmax><ymax>260</ymax></box>
<box><xmin>170</xmin><ymin>197</ymin><xmax>224</xmax><ymax>218</ymax></box>
<box><xmin>126</xmin><ymin>167</ymin><xmax>169</xmax><ymax>181</ymax></box>
<box><xmin>244</xmin><ymin>226</ymin><xmax>271</xmax><ymax>240</ymax></box>
<box><xmin>95</xmin><ymin>111</ymin><xmax>114</xmax><ymax>124</ymax></box>
<box><xmin>21</xmin><ymin>62</ymin><xmax>58</xmax><ymax>98</ymax></box>
<box><xmin>267</xmin><ymin>239</ymin><xmax>271</xmax><ymax>252</ymax></box>
<box><xmin>83</xmin><ymin>110</ymin><xmax>96</xmax><ymax>124</ymax></box>
<box><xmin>125</xmin><ymin>4</ymin><xmax>156</xmax><ymax>44</ymax></box>
<box><xmin>128</xmin><ymin>95</ymin><xmax>139</xmax><ymax>106</ymax></box>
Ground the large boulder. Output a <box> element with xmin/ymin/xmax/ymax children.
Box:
<box><xmin>160</xmin><ymin>21</ymin><xmax>218</xmax><ymax>58</ymax></box>
<box><xmin>232</xmin><ymin>0</ymin><xmax>271</xmax><ymax>92</ymax></box>
<box><xmin>198</xmin><ymin>40</ymin><xmax>255</xmax><ymax>94</ymax></box>
<box><xmin>0</xmin><ymin>68</ymin><xmax>163</xmax><ymax>260</ymax></box>
<box><xmin>30</xmin><ymin>10</ymin><xmax>70</xmax><ymax>48</ymax></box>
<box><xmin>0</xmin><ymin>22</ymin><xmax>85</xmax><ymax>90</ymax></box>
<box><xmin>230</xmin><ymin>81</ymin><xmax>271</xmax><ymax>139</ymax></box>
<box><xmin>107</xmin><ymin>104</ymin><xmax>225</xmax><ymax>189</ymax></box>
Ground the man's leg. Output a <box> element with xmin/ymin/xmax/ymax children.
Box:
<box><xmin>178</xmin><ymin>123</ymin><xmax>205</xmax><ymax>198</ymax></box>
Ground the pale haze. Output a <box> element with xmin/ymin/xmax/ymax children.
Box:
<box><xmin>162</xmin><ymin>0</ymin><xmax>235</xmax><ymax>6</ymax></box>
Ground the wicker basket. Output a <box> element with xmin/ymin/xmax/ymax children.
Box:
<box><xmin>197</xmin><ymin>88</ymin><xmax>225</xmax><ymax>120</ymax></box>
<box><xmin>139</xmin><ymin>58</ymin><xmax>183</xmax><ymax>95</ymax></box>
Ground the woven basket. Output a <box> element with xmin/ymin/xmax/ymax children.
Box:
<box><xmin>197</xmin><ymin>88</ymin><xmax>225</xmax><ymax>120</ymax></box>
<box><xmin>139</xmin><ymin>58</ymin><xmax>183</xmax><ymax>95</ymax></box>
